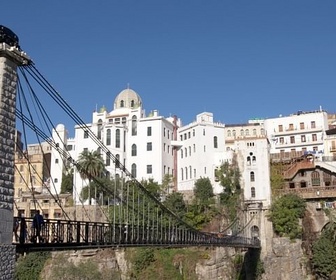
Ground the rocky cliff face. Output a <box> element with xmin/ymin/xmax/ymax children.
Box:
<box><xmin>261</xmin><ymin>238</ymin><xmax>312</xmax><ymax>280</ymax></box>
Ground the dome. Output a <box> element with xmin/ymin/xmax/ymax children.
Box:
<box><xmin>114</xmin><ymin>88</ymin><xmax>142</xmax><ymax>110</ymax></box>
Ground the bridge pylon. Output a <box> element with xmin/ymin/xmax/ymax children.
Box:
<box><xmin>0</xmin><ymin>25</ymin><xmax>31</xmax><ymax>279</ymax></box>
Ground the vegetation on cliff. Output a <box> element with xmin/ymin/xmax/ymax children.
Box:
<box><xmin>268</xmin><ymin>193</ymin><xmax>306</xmax><ymax>239</ymax></box>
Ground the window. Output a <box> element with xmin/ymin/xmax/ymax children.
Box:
<box><xmin>227</xmin><ymin>130</ymin><xmax>231</xmax><ymax>137</ymax></box>
<box><xmin>203</xmin><ymin>129</ymin><xmax>205</xmax><ymax>136</ymax></box>
<box><xmin>67</xmin><ymin>145</ymin><xmax>73</xmax><ymax>151</ymax></box>
<box><xmin>240</xmin><ymin>129</ymin><xmax>244</xmax><ymax>136</ymax></box>
<box><xmin>250</xmin><ymin>171</ymin><xmax>255</xmax><ymax>182</ymax></box>
<box><xmin>55</xmin><ymin>158</ymin><xmax>59</xmax><ymax>164</ymax></box>
<box><xmin>84</xmin><ymin>130</ymin><xmax>89</xmax><ymax>138</ymax></box>
<box><xmin>290</xmin><ymin>136</ymin><xmax>295</xmax><ymax>144</ymax></box>
<box><xmin>300</xmin><ymin>122</ymin><xmax>304</xmax><ymax>129</ymax></box>
<box><xmin>311</xmin><ymin>171</ymin><xmax>320</xmax><ymax>186</ymax></box>
<box><xmin>115</xmin><ymin>129</ymin><xmax>120</xmax><ymax>148</ymax></box>
<box><xmin>120</xmin><ymin>100</ymin><xmax>124</xmax><ymax>107</ymax></box>
<box><xmin>181</xmin><ymin>150</ymin><xmax>183</xmax><ymax>159</ymax></box>
<box><xmin>261</xmin><ymin>128</ymin><xmax>265</xmax><ymax>135</ymax></box>
<box><xmin>147</xmin><ymin>165</ymin><xmax>152</xmax><ymax>174</ymax></box>
<box><xmin>193</xmin><ymin>129</ymin><xmax>195</xmax><ymax>136</ymax></box>
<box><xmin>147</xmin><ymin>127</ymin><xmax>152</xmax><ymax>136</ymax></box>
<box><xmin>289</xmin><ymin>123</ymin><xmax>294</xmax><ymax>131</ymax></box>
<box><xmin>279</xmin><ymin>137</ymin><xmax>284</xmax><ymax>144</ymax></box>
<box><xmin>193</xmin><ymin>144</ymin><xmax>196</xmax><ymax>153</ymax></box>
<box><xmin>214</xmin><ymin>136</ymin><xmax>218</xmax><ymax>148</ymax></box>
<box><xmin>245</xmin><ymin>129</ymin><xmax>249</xmax><ymax>136</ymax></box>
<box><xmin>132</xmin><ymin>115</ymin><xmax>137</xmax><ymax>136</ymax></box>
<box><xmin>181</xmin><ymin>168</ymin><xmax>184</xmax><ymax>180</ymax></box>
<box><xmin>189</xmin><ymin>146</ymin><xmax>191</xmax><ymax>156</ymax></box>
<box><xmin>164</xmin><ymin>128</ymin><xmax>166</xmax><ymax>137</ymax></box>
<box><xmin>278</xmin><ymin>125</ymin><xmax>283</xmax><ymax>132</ymax></box>
<box><xmin>131</xmin><ymin>164</ymin><xmax>137</xmax><ymax>178</ymax></box>
<box><xmin>311</xmin><ymin>121</ymin><xmax>316</xmax><ymax>129</ymax></box>
<box><xmin>185</xmin><ymin>167</ymin><xmax>188</xmax><ymax>180</ymax></box>
<box><xmin>185</xmin><ymin>148</ymin><xmax>187</xmax><ymax>157</ymax></box>
<box><xmin>122</xmin><ymin>117</ymin><xmax>126</xmax><ymax>124</ymax></box>
<box><xmin>147</xmin><ymin>142</ymin><xmax>152</xmax><ymax>151</ymax></box>
<box><xmin>301</xmin><ymin>135</ymin><xmax>306</xmax><ymax>143</ymax></box>
<box><xmin>106</xmin><ymin>157</ymin><xmax>110</xmax><ymax>166</ymax></box>
<box><xmin>115</xmin><ymin>154</ymin><xmax>120</xmax><ymax>168</ymax></box>
<box><xmin>253</xmin><ymin>129</ymin><xmax>257</xmax><ymax>136</ymax></box>
<box><xmin>251</xmin><ymin>187</ymin><xmax>256</xmax><ymax>198</ymax></box>
<box><xmin>131</xmin><ymin>144</ymin><xmax>137</xmax><ymax>156</ymax></box>
<box><xmin>233</xmin><ymin>130</ymin><xmax>236</xmax><ymax>137</ymax></box>
<box><xmin>106</xmin><ymin>129</ymin><xmax>111</xmax><ymax>145</ymax></box>
<box><xmin>97</xmin><ymin>119</ymin><xmax>103</xmax><ymax>140</ymax></box>
<box><xmin>312</xmin><ymin>134</ymin><xmax>317</xmax><ymax>141</ymax></box>
<box><xmin>54</xmin><ymin>178</ymin><xmax>58</xmax><ymax>183</ymax></box>
<box><xmin>188</xmin><ymin>132</ymin><xmax>191</xmax><ymax>138</ymax></box>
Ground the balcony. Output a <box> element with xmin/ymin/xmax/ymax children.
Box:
<box><xmin>274</xmin><ymin>186</ymin><xmax>336</xmax><ymax>200</ymax></box>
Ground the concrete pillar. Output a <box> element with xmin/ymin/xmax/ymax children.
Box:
<box><xmin>0</xmin><ymin>26</ymin><xmax>31</xmax><ymax>280</ymax></box>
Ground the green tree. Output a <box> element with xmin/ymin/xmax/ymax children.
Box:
<box><xmin>60</xmin><ymin>168</ymin><xmax>73</xmax><ymax>194</ymax></box>
<box><xmin>15</xmin><ymin>252</ymin><xmax>50</xmax><ymax>280</ymax></box>
<box><xmin>77</xmin><ymin>150</ymin><xmax>105</xmax><ymax>205</ymax></box>
<box><xmin>312</xmin><ymin>229</ymin><xmax>336</xmax><ymax>279</ymax></box>
<box><xmin>217</xmin><ymin>160</ymin><xmax>242</xmax><ymax>222</ymax></box>
<box><xmin>194</xmin><ymin>177</ymin><xmax>214</xmax><ymax>210</ymax></box>
<box><xmin>141</xmin><ymin>178</ymin><xmax>161</xmax><ymax>199</ymax></box>
<box><xmin>163</xmin><ymin>191</ymin><xmax>187</xmax><ymax>219</ymax></box>
<box><xmin>268</xmin><ymin>194</ymin><xmax>306</xmax><ymax>239</ymax></box>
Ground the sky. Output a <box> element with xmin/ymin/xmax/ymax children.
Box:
<box><xmin>2</xmin><ymin>1</ymin><xmax>336</xmax><ymax>135</ymax></box>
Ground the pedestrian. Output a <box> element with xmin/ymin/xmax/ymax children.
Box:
<box><xmin>19</xmin><ymin>214</ymin><xmax>27</xmax><ymax>244</ymax></box>
<box><xmin>13</xmin><ymin>217</ymin><xmax>19</xmax><ymax>242</ymax></box>
<box><xmin>32</xmin><ymin>210</ymin><xmax>44</xmax><ymax>243</ymax></box>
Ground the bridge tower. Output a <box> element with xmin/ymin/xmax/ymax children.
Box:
<box><xmin>0</xmin><ymin>25</ymin><xmax>31</xmax><ymax>279</ymax></box>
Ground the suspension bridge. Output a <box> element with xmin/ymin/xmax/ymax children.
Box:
<box><xmin>1</xmin><ymin>25</ymin><xmax>260</xmax><ymax>259</ymax></box>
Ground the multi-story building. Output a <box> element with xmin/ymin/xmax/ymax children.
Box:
<box><xmin>51</xmin><ymin>88</ymin><xmax>181</xmax><ymax>203</ymax></box>
<box><xmin>263</xmin><ymin>109</ymin><xmax>329</xmax><ymax>159</ymax></box>
<box><xmin>177</xmin><ymin>112</ymin><xmax>226</xmax><ymax>195</ymax></box>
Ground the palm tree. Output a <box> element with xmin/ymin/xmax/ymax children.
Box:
<box><xmin>77</xmin><ymin>150</ymin><xmax>105</xmax><ymax>205</ymax></box>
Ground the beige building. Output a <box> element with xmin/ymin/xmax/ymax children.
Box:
<box><xmin>13</xmin><ymin>142</ymin><xmax>72</xmax><ymax>219</ymax></box>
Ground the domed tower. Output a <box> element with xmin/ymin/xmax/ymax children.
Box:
<box><xmin>113</xmin><ymin>87</ymin><xmax>142</xmax><ymax>110</ymax></box>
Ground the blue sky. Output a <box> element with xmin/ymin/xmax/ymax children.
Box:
<box><xmin>2</xmin><ymin>1</ymin><xmax>336</xmax><ymax>134</ymax></box>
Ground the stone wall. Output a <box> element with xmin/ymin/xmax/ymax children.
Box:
<box><xmin>0</xmin><ymin>244</ymin><xmax>16</xmax><ymax>280</ymax></box>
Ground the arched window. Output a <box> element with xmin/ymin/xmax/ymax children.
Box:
<box><xmin>214</xmin><ymin>136</ymin><xmax>218</xmax><ymax>148</ymax></box>
<box><xmin>115</xmin><ymin>154</ymin><xmax>120</xmax><ymax>168</ymax></box>
<box><xmin>106</xmin><ymin>129</ymin><xmax>111</xmax><ymax>145</ymax></box>
<box><xmin>181</xmin><ymin>168</ymin><xmax>184</xmax><ymax>180</ymax></box>
<box><xmin>245</xmin><ymin>129</ymin><xmax>249</xmax><ymax>136</ymax></box>
<box><xmin>181</xmin><ymin>150</ymin><xmax>183</xmax><ymax>159</ymax></box>
<box><xmin>311</xmin><ymin>171</ymin><xmax>320</xmax><ymax>186</ymax></box>
<box><xmin>185</xmin><ymin>167</ymin><xmax>188</xmax><ymax>180</ymax></box>
<box><xmin>250</xmin><ymin>171</ymin><xmax>255</xmax><ymax>182</ymax></box>
<box><xmin>227</xmin><ymin>130</ymin><xmax>231</xmax><ymax>137</ymax></box>
<box><xmin>251</xmin><ymin>225</ymin><xmax>259</xmax><ymax>238</ymax></box>
<box><xmin>115</xmin><ymin>129</ymin><xmax>120</xmax><ymax>148</ymax></box>
<box><xmin>251</xmin><ymin>187</ymin><xmax>256</xmax><ymax>198</ymax></box>
<box><xmin>132</xmin><ymin>115</ymin><xmax>137</xmax><ymax>136</ymax></box>
<box><xmin>323</xmin><ymin>172</ymin><xmax>331</xmax><ymax>186</ymax></box>
<box><xmin>131</xmin><ymin>144</ymin><xmax>137</xmax><ymax>156</ymax></box>
<box><xmin>189</xmin><ymin>146</ymin><xmax>191</xmax><ymax>156</ymax></box>
<box><xmin>247</xmin><ymin>156</ymin><xmax>251</xmax><ymax>165</ymax></box>
<box><xmin>252</xmin><ymin>156</ymin><xmax>256</xmax><ymax>163</ymax></box>
<box><xmin>240</xmin><ymin>129</ymin><xmax>244</xmax><ymax>136</ymax></box>
<box><xmin>185</xmin><ymin>148</ymin><xmax>187</xmax><ymax>157</ymax></box>
<box><xmin>130</xmin><ymin>100</ymin><xmax>135</xmax><ymax>108</ymax></box>
<box><xmin>233</xmin><ymin>130</ymin><xmax>236</xmax><ymax>137</ymax></box>
<box><xmin>97</xmin><ymin>119</ymin><xmax>103</xmax><ymax>140</ymax></box>
<box><xmin>253</xmin><ymin>129</ymin><xmax>257</xmax><ymax>136</ymax></box>
<box><xmin>120</xmin><ymin>100</ymin><xmax>124</xmax><ymax>107</ymax></box>
<box><xmin>131</xmin><ymin>164</ymin><xmax>137</xmax><ymax>178</ymax></box>
<box><xmin>189</xmin><ymin>166</ymin><xmax>192</xmax><ymax>179</ymax></box>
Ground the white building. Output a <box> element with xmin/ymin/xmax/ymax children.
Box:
<box><xmin>263</xmin><ymin>109</ymin><xmax>328</xmax><ymax>158</ymax></box>
<box><xmin>51</xmin><ymin>88</ymin><xmax>181</xmax><ymax>203</ymax></box>
<box><xmin>177</xmin><ymin>112</ymin><xmax>226</xmax><ymax>194</ymax></box>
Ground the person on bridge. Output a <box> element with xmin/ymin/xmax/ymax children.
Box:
<box><xmin>19</xmin><ymin>214</ymin><xmax>27</xmax><ymax>244</ymax></box>
<box><xmin>32</xmin><ymin>210</ymin><xmax>44</xmax><ymax>243</ymax></box>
